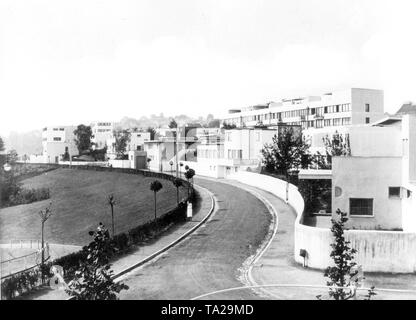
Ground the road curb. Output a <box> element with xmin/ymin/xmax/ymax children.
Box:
<box><xmin>112</xmin><ymin>184</ymin><xmax>216</xmax><ymax>281</ymax></box>
<box><xmin>66</xmin><ymin>184</ymin><xmax>216</xmax><ymax>299</ymax></box>
<box><xmin>201</xmin><ymin>178</ymin><xmax>281</xmax><ymax>299</ymax></box>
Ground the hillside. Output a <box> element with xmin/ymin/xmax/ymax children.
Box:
<box><xmin>0</xmin><ymin>168</ymin><xmax>187</xmax><ymax>245</ymax></box>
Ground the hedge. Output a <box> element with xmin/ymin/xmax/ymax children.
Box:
<box><xmin>1</xmin><ymin>173</ymin><xmax>196</xmax><ymax>300</ymax></box>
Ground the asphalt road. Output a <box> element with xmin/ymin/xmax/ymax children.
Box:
<box><xmin>118</xmin><ymin>177</ymin><xmax>271</xmax><ymax>300</ymax></box>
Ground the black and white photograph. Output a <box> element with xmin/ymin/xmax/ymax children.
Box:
<box><xmin>1</xmin><ymin>0</ymin><xmax>416</xmax><ymax>310</ymax></box>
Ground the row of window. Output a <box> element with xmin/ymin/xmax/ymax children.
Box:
<box><xmin>198</xmin><ymin>149</ymin><xmax>224</xmax><ymax>159</ymax></box>
<box><xmin>229</xmin><ymin>103</ymin><xmax>354</xmax><ymax>124</ymax></box>
<box><xmin>227</xmin><ymin>149</ymin><xmax>242</xmax><ymax>160</ymax></box>
<box><xmin>284</xmin><ymin>117</ymin><xmax>352</xmax><ymax>129</ymax></box>
<box><xmin>347</xmin><ymin>187</ymin><xmax>407</xmax><ymax>216</ymax></box>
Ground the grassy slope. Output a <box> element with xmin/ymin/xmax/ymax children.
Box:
<box><xmin>0</xmin><ymin>168</ymin><xmax>187</xmax><ymax>245</ymax></box>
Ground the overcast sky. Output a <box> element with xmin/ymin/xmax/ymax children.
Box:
<box><xmin>1</xmin><ymin>0</ymin><xmax>416</xmax><ymax>135</ymax></box>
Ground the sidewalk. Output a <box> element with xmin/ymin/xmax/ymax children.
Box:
<box><xmin>20</xmin><ymin>185</ymin><xmax>214</xmax><ymax>300</ymax></box>
<box><xmin>221</xmin><ymin>179</ymin><xmax>416</xmax><ymax>300</ymax></box>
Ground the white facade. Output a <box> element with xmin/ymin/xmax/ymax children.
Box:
<box><xmin>41</xmin><ymin>126</ymin><xmax>78</xmax><ymax>163</ymax></box>
<box><xmin>331</xmin><ymin>114</ymin><xmax>416</xmax><ymax>231</ymax></box>
<box><xmin>106</xmin><ymin>131</ymin><xmax>151</xmax><ymax>159</ymax></box>
<box><xmin>222</xmin><ymin>88</ymin><xmax>384</xmax><ymax>130</ymax></box>
<box><xmin>195</xmin><ymin>128</ymin><xmax>285</xmax><ymax>178</ymax></box>
<box><xmin>91</xmin><ymin>121</ymin><xmax>115</xmax><ymax>149</ymax></box>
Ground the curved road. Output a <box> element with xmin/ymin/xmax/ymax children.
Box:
<box><xmin>119</xmin><ymin>177</ymin><xmax>271</xmax><ymax>300</ymax></box>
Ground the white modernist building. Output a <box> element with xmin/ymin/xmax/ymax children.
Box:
<box><xmin>91</xmin><ymin>121</ymin><xmax>115</xmax><ymax>149</ymax></box>
<box><xmin>193</xmin><ymin>126</ymin><xmax>300</xmax><ymax>178</ymax></box>
<box><xmin>222</xmin><ymin>88</ymin><xmax>384</xmax><ymax>130</ymax></box>
<box><xmin>37</xmin><ymin>126</ymin><xmax>78</xmax><ymax>163</ymax></box>
<box><xmin>106</xmin><ymin>131</ymin><xmax>151</xmax><ymax>159</ymax></box>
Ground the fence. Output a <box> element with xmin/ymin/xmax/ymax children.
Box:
<box><xmin>1</xmin><ymin>241</ymin><xmax>50</xmax><ymax>278</ymax></box>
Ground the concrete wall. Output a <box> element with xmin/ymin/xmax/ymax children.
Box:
<box><xmin>402</xmin><ymin>183</ymin><xmax>416</xmax><ymax>232</ymax></box>
<box><xmin>351</xmin><ymin>88</ymin><xmax>384</xmax><ymax>125</ymax></box>
<box><xmin>332</xmin><ymin>156</ymin><xmax>403</xmax><ymax>230</ymax></box>
<box><xmin>109</xmin><ymin>159</ymin><xmax>131</xmax><ymax>168</ymax></box>
<box><xmin>227</xmin><ymin>171</ymin><xmax>416</xmax><ymax>273</ymax></box>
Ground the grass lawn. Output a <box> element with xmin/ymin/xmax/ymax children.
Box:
<box><xmin>0</xmin><ymin>168</ymin><xmax>187</xmax><ymax>246</ymax></box>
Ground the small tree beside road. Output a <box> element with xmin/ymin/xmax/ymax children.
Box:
<box><xmin>261</xmin><ymin>127</ymin><xmax>312</xmax><ymax>200</ymax></box>
<box><xmin>184</xmin><ymin>168</ymin><xmax>195</xmax><ymax>197</ymax></box>
<box><xmin>321</xmin><ymin>209</ymin><xmax>376</xmax><ymax>300</ymax></box>
<box><xmin>172</xmin><ymin>178</ymin><xmax>183</xmax><ymax>205</ymax></box>
<box><xmin>108</xmin><ymin>194</ymin><xmax>116</xmax><ymax>237</ymax></box>
<box><xmin>150</xmin><ymin>180</ymin><xmax>163</xmax><ymax>220</ymax></box>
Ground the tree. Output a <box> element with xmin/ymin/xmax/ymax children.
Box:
<box><xmin>222</xmin><ymin>122</ymin><xmax>237</xmax><ymax>130</ymax></box>
<box><xmin>0</xmin><ymin>136</ymin><xmax>6</xmax><ymax>168</ymax></box>
<box><xmin>318</xmin><ymin>131</ymin><xmax>351</xmax><ymax>169</ymax></box>
<box><xmin>146</xmin><ymin>127</ymin><xmax>157</xmax><ymax>140</ymax></box>
<box><xmin>179</xmin><ymin>162</ymin><xmax>184</xmax><ymax>178</ymax></box>
<box><xmin>74</xmin><ymin>125</ymin><xmax>93</xmax><ymax>154</ymax></box>
<box><xmin>150</xmin><ymin>180</ymin><xmax>163</xmax><ymax>220</ymax></box>
<box><xmin>38</xmin><ymin>203</ymin><xmax>53</xmax><ymax>283</ymax></box>
<box><xmin>172</xmin><ymin>178</ymin><xmax>182</xmax><ymax>205</ymax></box>
<box><xmin>66</xmin><ymin>223</ymin><xmax>129</xmax><ymax>300</ymax></box>
<box><xmin>6</xmin><ymin>149</ymin><xmax>18</xmax><ymax>165</ymax></box>
<box><xmin>113</xmin><ymin>130</ymin><xmax>131</xmax><ymax>159</ymax></box>
<box><xmin>0</xmin><ymin>170</ymin><xmax>22</xmax><ymax>206</ymax></box>
<box><xmin>261</xmin><ymin>127</ymin><xmax>312</xmax><ymax>201</ymax></box>
<box><xmin>322</xmin><ymin>209</ymin><xmax>375</xmax><ymax>300</ymax></box>
<box><xmin>207</xmin><ymin>119</ymin><xmax>220</xmax><ymax>128</ymax></box>
<box><xmin>184</xmin><ymin>168</ymin><xmax>195</xmax><ymax>197</ymax></box>
<box><xmin>261</xmin><ymin>127</ymin><xmax>312</xmax><ymax>177</ymax></box>
<box><xmin>108</xmin><ymin>195</ymin><xmax>116</xmax><ymax>238</ymax></box>
<box><xmin>168</xmin><ymin>119</ymin><xmax>178</xmax><ymax>129</ymax></box>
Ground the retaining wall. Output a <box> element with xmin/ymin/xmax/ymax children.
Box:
<box><xmin>228</xmin><ymin>171</ymin><xmax>416</xmax><ymax>273</ymax></box>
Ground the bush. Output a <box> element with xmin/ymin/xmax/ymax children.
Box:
<box><xmin>9</xmin><ymin>188</ymin><xmax>50</xmax><ymax>206</ymax></box>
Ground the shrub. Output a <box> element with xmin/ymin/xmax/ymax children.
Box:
<box><xmin>9</xmin><ymin>187</ymin><xmax>50</xmax><ymax>206</ymax></box>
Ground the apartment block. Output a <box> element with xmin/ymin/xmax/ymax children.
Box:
<box><xmin>222</xmin><ymin>88</ymin><xmax>384</xmax><ymax>130</ymax></box>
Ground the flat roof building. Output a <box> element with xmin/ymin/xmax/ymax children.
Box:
<box><xmin>221</xmin><ymin>88</ymin><xmax>384</xmax><ymax>130</ymax></box>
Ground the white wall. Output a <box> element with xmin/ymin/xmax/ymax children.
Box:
<box><xmin>228</xmin><ymin>171</ymin><xmax>416</xmax><ymax>273</ymax></box>
<box><xmin>332</xmin><ymin>156</ymin><xmax>403</xmax><ymax>230</ymax></box>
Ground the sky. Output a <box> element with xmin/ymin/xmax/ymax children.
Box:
<box><xmin>1</xmin><ymin>0</ymin><xmax>416</xmax><ymax>135</ymax></box>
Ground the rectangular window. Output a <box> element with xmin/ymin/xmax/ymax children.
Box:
<box><xmin>53</xmin><ymin>137</ymin><xmax>61</xmax><ymax>141</ymax></box>
<box><xmin>350</xmin><ymin>198</ymin><xmax>373</xmax><ymax>216</ymax></box>
<box><xmin>365</xmin><ymin>117</ymin><xmax>370</xmax><ymax>124</ymax></box>
<box><xmin>365</xmin><ymin>103</ymin><xmax>370</xmax><ymax>112</ymax></box>
<box><xmin>389</xmin><ymin>187</ymin><xmax>401</xmax><ymax>198</ymax></box>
